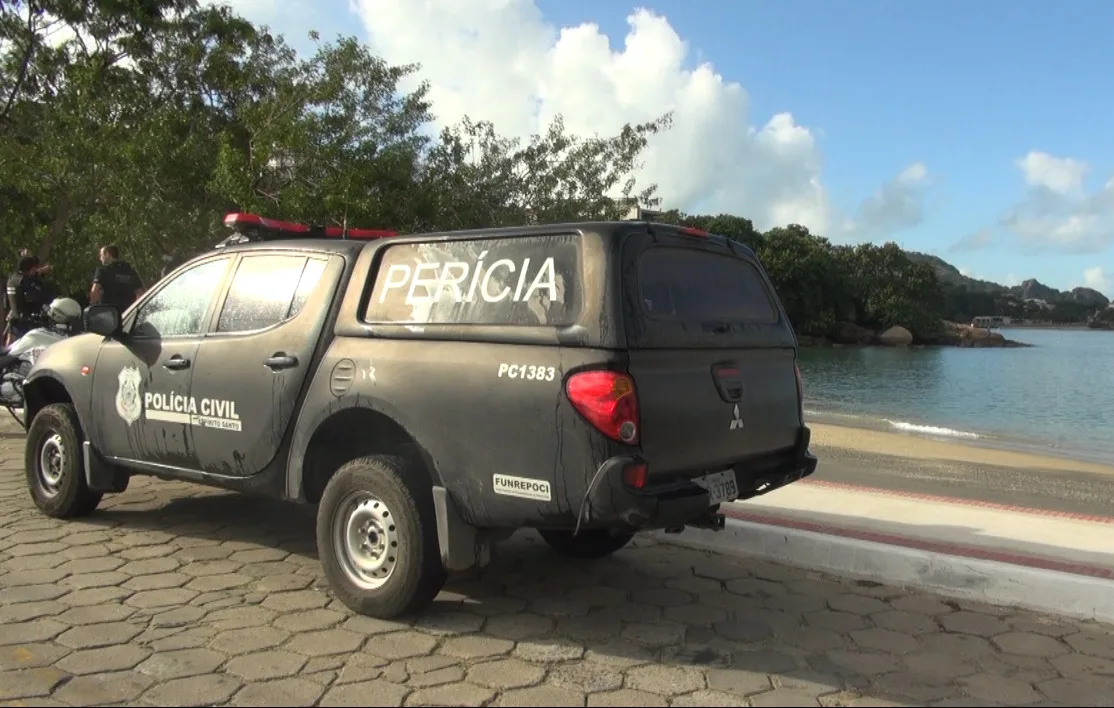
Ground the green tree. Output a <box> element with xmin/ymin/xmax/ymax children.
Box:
<box><xmin>1090</xmin><ymin>307</ymin><xmax>1114</xmax><ymax>329</ymax></box>
<box><xmin>842</xmin><ymin>242</ymin><xmax>944</xmax><ymax>339</ymax></box>
<box><xmin>419</xmin><ymin>113</ymin><xmax>672</xmax><ymax>230</ymax></box>
<box><xmin>688</xmin><ymin>214</ymin><xmax>763</xmax><ymax>251</ymax></box>
<box><xmin>755</xmin><ymin>224</ymin><xmax>850</xmax><ymax>337</ymax></box>
<box><xmin>209</xmin><ymin>33</ymin><xmax>436</xmax><ymax>233</ymax></box>
<box><xmin>652</xmin><ymin>210</ymin><xmax>764</xmax><ymax>251</ymax></box>
<box><xmin>0</xmin><ymin>0</ymin><xmax>257</xmax><ymax>286</ymax></box>
<box><xmin>1</xmin><ymin>0</ymin><xmax>677</xmax><ymax>296</ymax></box>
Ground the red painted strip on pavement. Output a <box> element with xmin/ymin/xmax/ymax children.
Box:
<box><xmin>797</xmin><ymin>478</ymin><xmax>1114</xmax><ymax>525</ymax></box>
<box><xmin>722</xmin><ymin>506</ymin><xmax>1114</xmax><ymax>580</ymax></box>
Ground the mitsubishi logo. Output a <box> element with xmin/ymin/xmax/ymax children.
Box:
<box><xmin>729</xmin><ymin>404</ymin><xmax>744</xmax><ymax>431</ymax></box>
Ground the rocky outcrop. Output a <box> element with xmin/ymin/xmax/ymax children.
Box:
<box><xmin>1017</xmin><ymin>278</ymin><xmax>1059</xmax><ymax>302</ymax></box>
<box><xmin>800</xmin><ymin>320</ymin><xmax>1032</xmax><ymax>348</ymax></box>
<box><xmin>1072</xmin><ymin>287</ymin><xmax>1111</xmax><ymax>308</ymax></box>
<box><xmin>939</xmin><ymin>320</ymin><xmax>1030</xmax><ymax>348</ymax></box>
<box><xmin>879</xmin><ymin>325</ymin><xmax>913</xmax><ymax>347</ymax></box>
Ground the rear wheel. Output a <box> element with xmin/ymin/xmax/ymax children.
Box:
<box><xmin>25</xmin><ymin>403</ymin><xmax>102</xmax><ymax>518</ymax></box>
<box><xmin>539</xmin><ymin>528</ymin><xmax>634</xmax><ymax>559</ymax></box>
<box><xmin>317</xmin><ymin>455</ymin><xmax>447</xmax><ymax>619</ymax></box>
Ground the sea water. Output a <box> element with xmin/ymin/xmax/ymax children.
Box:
<box><xmin>797</xmin><ymin>328</ymin><xmax>1114</xmax><ymax>465</ymax></box>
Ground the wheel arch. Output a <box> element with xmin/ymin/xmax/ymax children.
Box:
<box><xmin>289</xmin><ymin>398</ymin><xmax>442</xmax><ymax>505</ymax></box>
<box><xmin>23</xmin><ymin>373</ymin><xmax>76</xmax><ymax>430</ymax></box>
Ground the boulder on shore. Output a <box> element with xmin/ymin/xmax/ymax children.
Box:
<box><xmin>940</xmin><ymin>320</ymin><xmax>1031</xmax><ymax>348</ymax></box>
<box><xmin>879</xmin><ymin>325</ymin><xmax>914</xmax><ymax>347</ymax></box>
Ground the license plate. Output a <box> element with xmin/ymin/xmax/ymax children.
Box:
<box><xmin>694</xmin><ymin>470</ymin><xmax>738</xmax><ymax>505</ymax></box>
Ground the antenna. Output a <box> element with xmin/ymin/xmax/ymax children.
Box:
<box><xmin>340</xmin><ymin>156</ymin><xmax>353</xmax><ymax>241</ymax></box>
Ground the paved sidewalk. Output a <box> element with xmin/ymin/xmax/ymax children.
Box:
<box><xmin>1</xmin><ymin>430</ymin><xmax>1114</xmax><ymax>706</ymax></box>
<box><xmin>735</xmin><ymin>479</ymin><xmax>1114</xmax><ymax>573</ymax></box>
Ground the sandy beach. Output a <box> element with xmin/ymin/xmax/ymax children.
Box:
<box><xmin>810</xmin><ymin>421</ymin><xmax>1114</xmax><ymax>476</ymax></box>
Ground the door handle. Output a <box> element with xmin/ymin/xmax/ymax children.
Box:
<box><xmin>163</xmin><ymin>356</ymin><xmax>190</xmax><ymax>371</ymax></box>
<box><xmin>264</xmin><ymin>354</ymin><xmax>298</xmax><ymax>371</ymax></box>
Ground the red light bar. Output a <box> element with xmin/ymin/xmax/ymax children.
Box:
<box><xmin>223</xmin><ymin>212</ymin><xmax>397</xmax><ymax>241</ymax></box>
<box><xmin>679</xmin><ymin>226</ymin><xmax>709</xmax><ymax>238</ymax></box>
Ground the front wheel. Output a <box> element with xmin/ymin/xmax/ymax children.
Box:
<box><xmin>316</xmin><ymin>455</ymin><xmax>447</xmax><ymax>619</ymax></box>
<box><xmin>538</xmin><ymin>528</ymin><xmax>635</xmax><ymax>559</ymax></box>
<box><xmin>25</xmin><ymin>403</ymin><xmax>102</xmax><ymax>518</ymax></box>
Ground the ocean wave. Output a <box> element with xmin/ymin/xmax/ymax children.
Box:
<box><xmin>884</xmin><ymin>419</ymin><xmax>981</xmax><ymax>439</ymax></box>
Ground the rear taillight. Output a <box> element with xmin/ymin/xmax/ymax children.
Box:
<box><xmin>566</xmin><ymin>370</ymin><xmax>640</xmax><ymax>444</ymax></box>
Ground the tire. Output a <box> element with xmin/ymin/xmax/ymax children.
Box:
<box><xmin>539</xmin><ymin>528</ymin><xmax>635</xmax><ymax>559</ymax></box>
<box><xmin>316</xmin><ymin>455</ymin><xmax>447</xmax><ymax>619</ymax></box>
<box><xmin>25</xmin><ymin>403</ymin><xmax>102</xmax><ymax>518</ymax></box>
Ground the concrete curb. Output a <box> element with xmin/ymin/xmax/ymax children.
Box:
<box><xmin>654</xmin><ymin>517</ymin><xmax>1114</xmax><ymax>624</ymax></box>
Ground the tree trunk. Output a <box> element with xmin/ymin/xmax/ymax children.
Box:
<box><xmin>37</xmin><ymin>198</ymin><xmax>73</xmax><ymax>263</ymax></box>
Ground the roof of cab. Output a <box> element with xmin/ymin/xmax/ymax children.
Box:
<box><xmin>215</xmin><ymin>212</ymin><xmax>755</xmax><ymax>259</ymax></box>
<box><xmin>386</xmin><ymin>220</ymin><xmax>757</xmax><ymax>258</ymax></box>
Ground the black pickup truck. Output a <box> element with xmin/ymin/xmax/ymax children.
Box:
<box><xmin>21</xmin><ymin>213</ymin><xmax>818</xmax><ymax>618</ymax></box>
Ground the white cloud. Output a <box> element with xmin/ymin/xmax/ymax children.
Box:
<box><xmin>959</xmin><ymin>266</ymin><xmax>972</xmax><ymax>277</ymax></box>
<box><xmin>954</xmin><ymin>153</ymin><xmax>1114</xmax><ymax>254</ymax></box>
<box><xmin>948</xmin><ymin>226</ymin><xmax>995</xmax><ymax>253</ymax></box>
<box><xmin>840</xmin><ymin>161</ymin><xmax>931</xmax><ymax>239</ymax></box>
<box><xmin>1015</xmin><ymin>151</ymin><xmax>1089</xmax><ymax>195</ymax></box>
<box><xmin>1000</xmin><ymin>172</ymin><xmax>1114</xmax><ymax>252</ymax></box>
<box><xmin>1083</xmin><ymin>266</ymin><xmax>1112</xmax><ymax>295</ymax></box>
<box><xmin>351</xmin><ymin>0</ymin><xmax>927</xmax><ymax>237</ymax></box>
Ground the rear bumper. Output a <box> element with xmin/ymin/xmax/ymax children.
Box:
<box><xmin>579</xmin><ymin>426</ymin><xmax>819</xmax><ymax>532</ymax></box>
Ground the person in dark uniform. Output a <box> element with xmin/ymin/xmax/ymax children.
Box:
<box><xmin>90</xmin><ymin>244</ymin><xmax>144</xmax><ymax>311</ymax></box>
<box><xmin>5</xmin><ymin>255</ymin><xmax>54</xmax><ymax>344</ymax></box>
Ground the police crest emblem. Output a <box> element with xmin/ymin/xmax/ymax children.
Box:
<box><xmin>115</xmin><ymin>365</ymin><xmax>142</xmax><ymax>426</ymax></box>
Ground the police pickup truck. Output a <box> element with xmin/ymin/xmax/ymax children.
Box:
<box><xmin>21</xmin><ymin>213</ymin><xmax>818</xmax><ymax>619</ymax></box>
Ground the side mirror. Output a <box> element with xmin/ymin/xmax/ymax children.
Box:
<box><xmin>83</xmin><ymin>305</ymin><xmax>122</xmax><ymax>338</ymax></box>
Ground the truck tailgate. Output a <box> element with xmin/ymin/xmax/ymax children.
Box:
<box><xmin>627</xmin><ymin>346</ymin><xmax>801</xmax><ymax>475</ymax></box>
<box><xmin>620</xmin><ymin>229</ymin><xmax>804</xmax><ymax>484</ymax></box>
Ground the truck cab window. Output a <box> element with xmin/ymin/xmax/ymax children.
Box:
<box><xmin>132</xmin><ymin>257</ymin><xmax>231</xmax><ymax>338</ymax></box>
<box><xmin>217</xmin><ymin>255</ymin><xmax>317</xmax><ymax>333</ymax></box>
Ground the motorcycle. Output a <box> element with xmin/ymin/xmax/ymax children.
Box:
<box><xmin>0</xmin><ymin>297</ymin><xmax>83</xmax><ymax>425</ymax></box>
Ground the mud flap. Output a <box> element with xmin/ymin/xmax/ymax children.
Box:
<box><xmin>83</xmin><ymin>441</ymin><xmax>129</xmax><ymax>493</ymax></box>
<box><xmin>433</xmin><ymin>486</ymin><xmax>492</xmax><ymax>572</ymax></box>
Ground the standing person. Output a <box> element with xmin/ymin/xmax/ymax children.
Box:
<box><xmin>90</xmin><ymin>244</ymin><xmax>144</xmax><ymax>311</ymax></box>
<box><xmin>5</xmin><ymin>255</ymin><xmax>53</xmax><ymax>344</ymax></box>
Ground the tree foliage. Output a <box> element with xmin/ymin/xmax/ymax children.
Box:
<box><xmin>0</xmin><ymin>0</ymin><xmax>667</xmax><ymax>298</ymax></box>
<box><xmin>1088</xmin><ymin>306</ymin><xmax>1114</xmax><ymax>330</ymax></box>
<box><xmin>1</xmin><ymin>0</ymin><xmax>1009</xmax><ymax>343</ymax></box>
<box><xmin>942</xmin><ymin>283</ymin><xmax>1104</xmax><ymax>325</ymax></box>
<box><xmin>662</xmin><ymin>209</ymin><xmax>948</xmax><ymax>341</ymax></box>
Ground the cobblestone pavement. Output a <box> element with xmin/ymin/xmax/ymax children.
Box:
<box><xmin>2</xmin><ymin>428</ymin><xmax>1114</xmax><ymax>706</ymax></box>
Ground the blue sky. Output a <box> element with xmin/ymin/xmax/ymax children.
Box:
<box><xmin>226</xmin><ymin>0</ymin><xmax>1114</xmax><ymax>295</ymax></box>
<box><xmin>623</xmin><ymin>0</ymin><xmax>1114</xmax><ymax>292</ymax></box>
